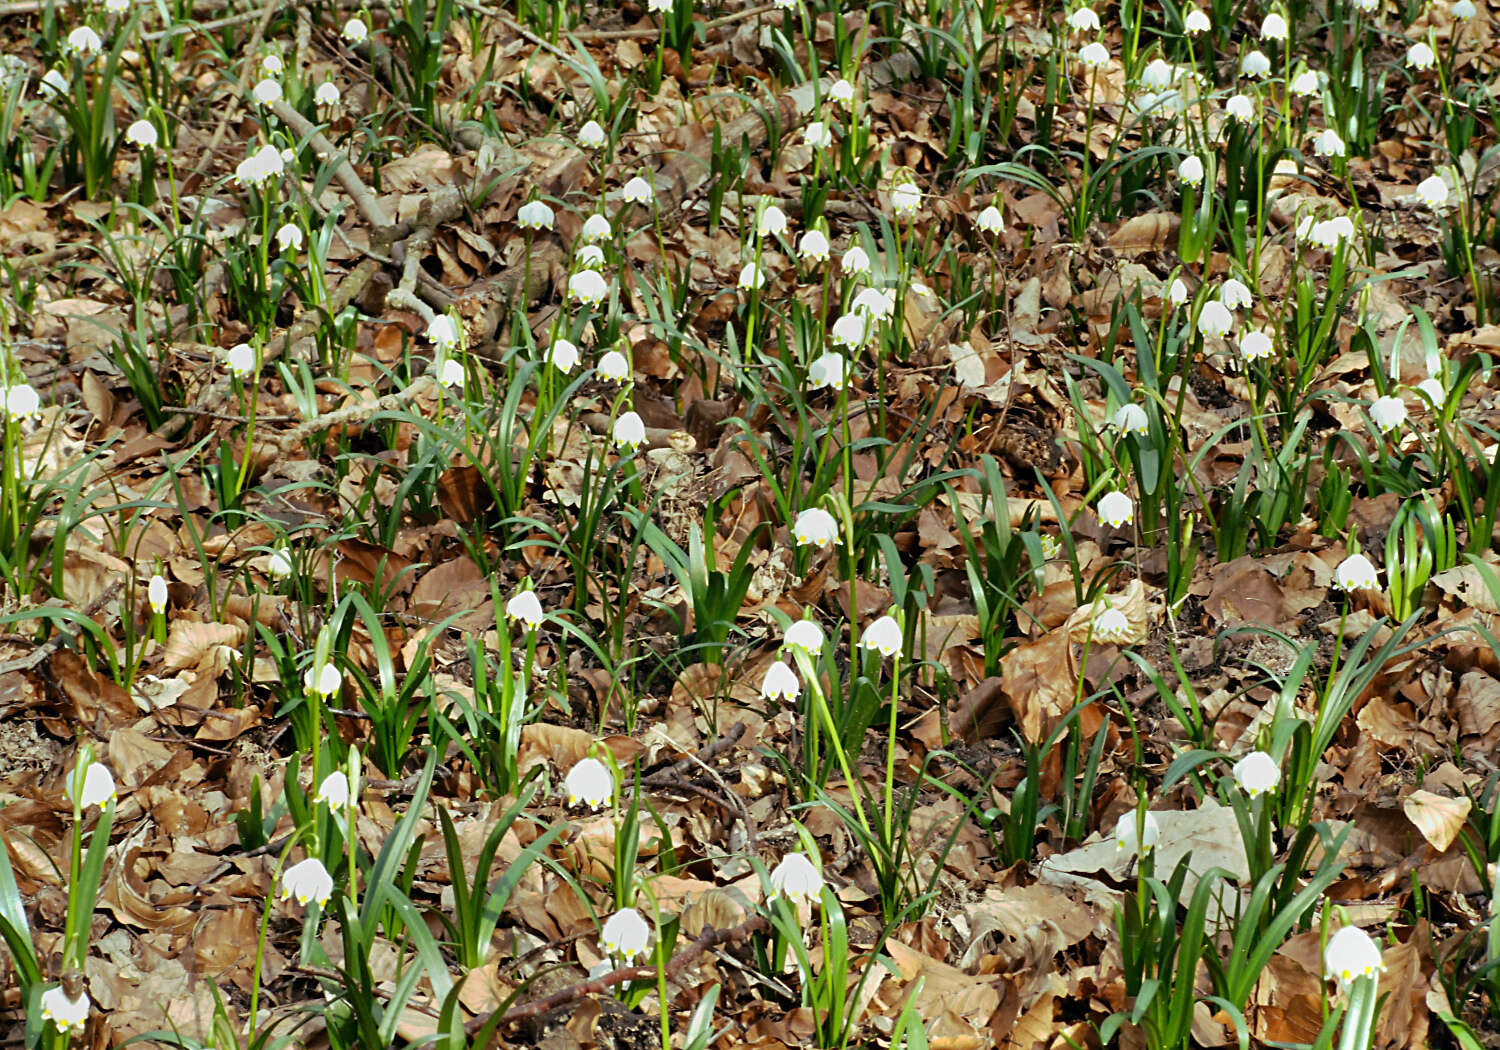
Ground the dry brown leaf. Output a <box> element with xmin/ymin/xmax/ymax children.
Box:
<box><xmin>1401</xmin><ymin>790</ymin><xmax>1471</xmax><ymax>852</ymax></box>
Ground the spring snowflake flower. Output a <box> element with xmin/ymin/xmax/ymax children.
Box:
<box><xmin>852</xmin><ymin>287</ymin><xmax>896</xmax><ymax>320</ymax></box>
<box><xmin>227</xmin><ymin>342</ymin><xmax>256</xmax><ymax>378</ymax></box>
<box><xmin>1232</xmin><ymin>751</ymin><xmax>1280</xmax><ymax>797</ymax></box>
<box><xmin>1313</xmin><ymin>128</ymin><xmax>1346</xmax><ymax>158</ymax></box>
<box><xmin>104</xmin><ymin>0</ymin><xmax>129</xmax><ymax>13</ymax></box>
<box><xmin>569</xmin><ymin>270</ymin><xmax>609</xmax><ymax>306</ymax></box>
<box><xmin>1334</xmin><ymin>553</ymin><xmax>1379</xmax><ymax>591</ymax></box>
<box><xmin>1225</xmin><ymin>93</ymin><xmax>1255</xmax><ymax>122</ymax></box>
<box><xmin>614</xmin><ymin>411</ymin><xmax>646</xmax><ymax>450</ymax></box>
<box><xmin>548</xmin><ymin>338</ymin><xmax>579</xmax><ymax>373</ymax></box>
<box><xmin>426</xmin><ymin>314</ymin><xmax>460</xmax><ymax>350</ymax></box>
<box><xmin>147</xmin><ymin>573</ymin><xmax>167</xmax><ymax>614</ymax></box>
<box><xmin>1113</xmin><ymin>403</ymin><xmax>1149</xmax><ymax>435</ymax></box>
<box><xmin>506</xmin><ymin>589</ymin><xmax>545</xmax><ymax>627</ymax></box>
<box><xmin>1240</xmin><ymin>50</ymin><xmax>1271</xmax><ymax>77</ymax></box>
<box><xmin>125</xmin><ymin>119</ymin><xmax>157</xmax><ymax>148</ymax></box>
<box><xmin>758</xmin><ymin>204</ymin><xmax>788</xmax><ymax>237</ymax></box>
<box><xmin>1114</xmin><ymin>809</ymin><xmax>1161</xmax><ymax>853</ymax></box>
<box><xmin>1167</xmin><ymin>277</ymin><xmax>1189</xmax><ymax>307</ymax></box>
<box><xmin>518</xmin><ymin>199</ymin><xmax>555</xmax><ymax>231</ymax></box>
<box><xmin>315</xmin><ymin>81</ymin><xmax>341</xmax><ymax>107</ymax></box>
<box><xmin>581</xmin><ymin>214</ymin><xmax>612</xmax><ymax>242</ymax></box>
<box><xmin>1239</xmin><ymin>329</ymin><xmax>1274</xmax><ymax>361</ymax></box>
<box><xmin>1184</xmin><ymin>7</ymin><xmax>1211</xmax><ymax>32</ymax></box>
<box><xmin>275</xmin><ymin>223</ymin><xmax>303</xmax><ymax>252</ymax></box>
<box><xmin>281</xmin><ymin>857</ymin><xmax>334</xmax><ymax>907</ymax></box>
<box><xmin>1177</xmin><ymin>155</ymin><xmax>1205</xmax><ymax>187</ymax></box>
<box><xmin>575</xmin><ymin>244</ymin><xmax>606</xmax><ymax>269</ymax></box>
<box><xmin>860</xmin><ymin>615</ymin><xmax>903</xmax><ymax>656</ymax></box>
<box><xmin>1416</xmin><ymin>174</ymin><xmax>1448</xmax><ymax>208</ymax></box>
<box><xmin>315</xmin><ymin>771</ymin><xmax>350</xmax><ymax>808</ymax></box>
<box><xmin>1324</xmin><ymin>927</ymin><xmax>1384</xmax><ymax>989</ymax></box>
<box><xmin>235</xmin><ymin>143</ymin><xmax>285</xmax><ymax>186</ymax></box>
<box><xmin>3</xmin><ymin>383</ymin><xmax>39</xmax><ymax>421</ymax></box>
<box><xmin>441</xmin><ymin>358</ymin><xmax>466</xmax><ymax>388</ymax></box>
<box><xmin>784</xmin><ymin>619</ymin><xmax>825</xmax><ymax>655</ymax></box>
<box><xmin>799</xmin><ymin>229</ymin><xmax>830</xmax><ymax>262</ymax></box>
<box><xmin>1097</xmin><ymin>490</ymin><xmax>1134</xmax><ymax>527</ymax></box>
<box><xmin>622</xmin><ymin>176</ymin><xmax>654</xmax><ymax>206</ymax></box>
<box><xmin>1198</xmin><ymin>300</ymin><xmax>1234</xmax><ymax>337</ymax></box>
<box><xmin>804</xmin><ymin>120</ymin><xmax>833</xmax><ymax>149</ymax></box>
<box><xmin>65</xmin><ymin>26</ymin><xmax>103</xmax><ymax>58</ymax></box>
<box><xmin>341</xmin><ymin>17</ymin><xmax>368</xmax><ymax>44</ymax></box>
<box><xmin>578</xmin><ymin>119</ymin><xmax>606</xmax><ymax>148</ymax></box>
<box><xmin>1068</xmin><ymin>6</ymin><xmax>1101</xmax><ymax>32</ymax></box>
<box><xmin>565</xmin><ymin>757</ymin><xmax>613</xmax><ymax>809</ymax></box>
<box><xmin>647</xmin><ymin>0</ymin><xmax>672</xmax><ymax>12</ymax></box>
<box><xmin>601</xmin><ymin>909</ymin><xmax>651</xmax><ymax>961</ymax></box>
<box><xmin>807</xmin><ymin>351</ymin><xmax>853</xmax><ymax>390</ymax></box>
<box><xmin>891</xmin><ymin>181</ymin><xmax>921</xmax><ymax>216</ymax></box>
<box><xmin>769</xmin><ymin>853</ymin><xmax>824</xmax><ymax>903</ymax></box>
<box><xmin>267</xmin><ymin>547</ymin><xmax>293</xmax><ymax>578</ymax></box>
<box><xmin>1141</xmin><ymin>59</ymin><xmax>1173</xmax><ymax>91</ymax></box>
<box><xmin>304</xmin><ymin>661</ymin><xmax>342</xmax><ymax>699</ymax></box>
<box><xmin>762</xmin><ymin>660</ymin><xmax>800</xmax><ymax>701</ymax></box>
<box><xmin>251</xmin><ymin>77</ymin><xmax>282</xmax><ymax>105</ymax></box>
<box><xmin>830</xmin><ymin>313</ymin><xmax>871</xmax><ymax>350</ymax></box>
<box><xmin>1416</xmin><ymin>378</ymin><xmax>1444</xmax><ymax>406</ymax></box>
<box><xmin>1406</xmin><ymin>41</ymin><xmax>1434</xmax><ymax>69</ymax></box>
<box><xmin>1219</xmin><ymin>278</ymin><xmax>1253</xmax><ymax>311</ymax></box>
<box><xmin>1310</xmin><ymin>216</ymin><xmax>1355</xmax><ymax>249</ymax></box>
<box><xmin>596</xmin><ymin>350</ymin><xmax>630</xmax><ymax>382</ymax></box>
<box><xmin>1078</xmin><ymin>41</ymin><xmax>1110</xmax><ymax>68</ymax></box>
<box><xmin>40</xmin><ymin>987</ymin><xmax>91</xmax><ymax>1034</ymax></box>
<box><xmin>1091</xmin><ymin>607</ymin><xmax>1132</xmax><ymax>644</ymax></box>
<box><xmin>1260</xmin><ymin>11</ymin><xmax>1288</xmax><ymax>39</ymax></box>
<box><xmin>978</xmin><ymin>204</ymin><xmax>1005</xmax><ymax>234</ymax></box>
<box><xmin>40</xmin><ymin>69</ymin><xmax>69</xmax><ymax>97</ymax></box>
<box><xmin>828</xmin><ymin>77</ymin><xmax>855</xmax><ymax>104</ymax></box>
<box><xmin>1291</xmin><ymin>69</ymin><xmax>1321</xmax><ymax>96</ymax></box>
<box><xmin>738</xmin><ymin>261</ymin><xmax>768</xmax><ymax>290</ymax></box>
<box><xmin>1040</xmin><ymin>534</ymin><xmax>1062</xmax><ymax>560</ymax></box>
<box><xmin>68</xmin><ymin>759</ymin><xmax>116</xmax><ymax>809</ymax></box>
<box><xmin>1370</xmin><ymin>394</ymin><xmax>1406</xmax><ymax>432</ymax></box>
<box><xmin>1450</xmin><ymin>0</ymin><xmax>1475</xmax><ymax>16</ymax></box>
<box><xmin>261</xmin><ymin>54</ymin><xmax>283</xmax><ymax>76</ymax></box>
<box><xmin>841</xmin><ymin>245</ymin><xmax>871</xmax><ymax>276</ymax></box>
<box><xmin>793</xmin><ymin>507</ymin><xmax>839</xmax><ymax>548</ymax></box>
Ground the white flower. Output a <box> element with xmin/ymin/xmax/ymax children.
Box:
<box><xmin>68</xmin><ymin>760</ymin><xmax>116</xmax><ymax>810</ymax></box>
<box><xmin>40</xmin><ymin>69</ymin><xmax>69</xmax><ymax>97</ymax></box>
<box><xmin>647</xmin><ymin>0</ymin><xmax>671</xmax><ymax>12</ymax></box>
<box><xmin>234</xmin><ymin>143</ymin><xmax>285</xmax><ymax>186</ymax></box>
<box><xmin>581</xmin><ymin>214</ymin><xmax>612</xmax><ymax>242</ymax></box>
<box><xmin>315</xmin><ymin>771</ymin><xmax>350</xmax><ymax>808</ymax></box>
<box><xmin>804</xmin><ymin>120</ymin><xmax>833</xmax><ymax>149</ymax></box>
<box><xmin>762</xmin><ymin>660</ymin><xmax>800</xmax><ymax>701</ymax></box>
<box><xmin>622</xmin><ymin>176</ymin><xmax>654</xmax><ymax>205</ymax></box>
<box><xmin>565</xmin><ymin>757</ymin><xmax>613</xmax><ymax>809</ymax></box>
<box><xmin>758</xmin><ymin>204</ymin><xmax>788</xmax><ymax>237</ymax></box>
<box><xmin>575</xmin><ymin>244</ymin><xmax>606</xmax><ymax>269</ymax></box>
<box><xmin>890</xmin><ymin>181</ymin><xmax>921</xmax><ymax>216</ymax></box>
<box><xmin>1309</xmin><ymin>217</ymin><xmax>1354</xmax><ymax>249</ymax></box>
<box><xmin>1240</xmin><ymin>50</ymin><xmax>1271</xmax><ymax>77</ymax></box>
<box><xmin>1406</xmin><ymin>41</ymin><xmax>1434</xmax><ymax>69</ymax></box>
<box><xmin>1416</xmin><ymin>378</ymin><xmax>1445</xmax><ymax>406</ymax></box>
<box><xmin>1177</xmin><ymin>155</ymin><xmax>1205</xmax><ymax>187</ymax></box>
<box><xmin>1091</xmin><ymin>607</ymin><xmax>1132</xmax><ymax>644</ymax></box>
<box><xmin>251</xmin><ymin>77</ymin><xmax>282</xmax><ymax>105</ymax></box>
<box><xmin>614</xmin><ymin>410</ymin><xmax>646</xmax><ymax>450</ymax></box>
<box><xmin>1097</xmin><ymin>490</ymin><xmax>1134</xmax><ymax>527</ymax></box>
<box><xmin>1334</xmin><ymin>553</ymin><xmax>1379</xmax><ymax>591</ymax></box>
<box><xmin>1068</xmin><ymin>6</ymin><xmax>1101</xmax><ymax>31</ymax></box>
<box><xmin>1451</xmin><ymin>0</ymin><xmax>1475</xmax><ymax>16</ymax></box>
<box><xmin>280</xmin><ymin>857</ymin><xmax>334</xmax><ymax>907</ymax></box>
<box><xmin>1114</xmin><ymin>809</ymin><xmax>1161</xmax><ymax>853</ymax></box>
<box><xmin>341</xmin><ymin>17</ymin><xmax>368</xmax><ymax>44</ymax></box>
<box><xmin>578</xmin><ymin>119</ymin><xmax>607</xmax><ymax>148</ymax></box>
<box><xmin>738</xmin><ymin>261</ymin><xmax>767</xmax><ymax>290</ymax></box>
<box><xmin>1220</xmin><ymin>278</ymin><xmax>1252</xmax><ymax>311</ymax></box>
<box><xmin>3</xmin><ymin>384</ymin><xmax>40</xmax><ymax>421</ymax></box>
<box><xmin>1324</xmin><ymin>927</ymin><xmax>1384</xmax><ymax>989</ymax></box>
<box><xmin>978</xmin><ymin>204</ymin><xmax>1005</xmax><ymax>235</ymax></box>
<box><xmin>793</xmin><ymin>507</ymin><xmax>839</xmax><ymax>548</ymax></box>
<box><xmin>65</xmin><ymin>26</ymin><xmax>103</xmax><ymax>58</ymax></box>
<box><xmin>769</xmin><ymin>853</ymin><xmax>824</xmax><ymax>904</ymax></box>
<box><xmin>859</xmin><ymin>615</ymin><xmax>902</xmax><ymax>656</ymax></box>
<box><xmin>125</xmin><ymin>119</ymin><xmax>157</xmax><ymax>148</ymax></box>
<box><xmin>40</xmin><ymin>987</ymin><xmax>91</xmax><ymax>1034</ymax></box>
<box><xmin>260</xmin><ymin>54</ymin><xmax>283</xmax><ymax>76</ymax></box>
<box><xmin>601</xmin><ymin>909</ymin><xmax>651</xmax><ymax>961</ymax></box>
<box><xmin>1416</xmin><ymin>174</ymin><xmax>1448</xmax><ymax>208</ymax></box>
<box><xmin>1260</xmin><ymin>12</ymin><xmax>1287</xmax><ymax>39</ymax></box>
<box><xmin>548</xmin><ymin>338</ymin><xmax>579</xmax><ymax>373</ymax></box>
<box><xmin>426</xmin><ymin>315</ymin><xmax>460</xmax><ymax>350</ymax></box>
<box><xmin>1225</xmin><ymin>93</ymin><xmax>1255</xmax><ymax>122</ymax></box>
<box><xmin>1184</xmin><ymin>7</ymin><xmax>1211</xmax><ymax>33</ymax></box>
<box><xmin>440</xmin><ymin>357</ymin><xmax>466</xmax><ymax>388</ymax></box>
<box><xmin>1113</xmin><ymin>403</ymin><xmax>1148</xmax><ymax>435</ymax></box>
<box><xmin>104</xmin><ymin>0</ymin><xmax>129</xmax><ymax>13</ymax></box>
<box><xmin>807</xmin><ymin>351</ymin><xmax>853</xmax><ymax>390</ymax></box>
<box><xmin>596</xmin><ymin>350</ymin><xmax>630</xmax><ymax>382</ymax></box>
<box><xmin>851</xmin><ymin>287</ymin><xmax>896</xmax><ymax>320</ymax></box>
<box><xmin>275</xmin><ymin>223</ymin><xmax>303</xmax><ymax>252</ymax></box>
<box><xmin>1141</xmin><ymin>59</ymin><xmax>1173</xmax><ymax>90</ymax></box>
<box><xmin>784</xmin><ymin>619</ymin><xmax>825</xmax><ymax>654</ymax></box>
<box><xmin>841</xmin><ymin>245</ymin><xmax>871</xmax><ymax>276</ymax></box>
<box><xmin>304</xmin><ymin>661</ymin><xmax>342</xmax><ymax>699</ymax></box>
<box><xmin>1232</xmin><ymin>751</ymin><xmax>1280</xmax><ymax>797</ymax></box>
<box><xmin>227</xmin><ymin>342</ymin><xmax>256</xmax><ymax>378</ymax></box>
<box><xmin>268</xmin><ymin>547</ymin><xmax>293</xmax><ymax>578</ymax></box>
<box><xmin>1370</xmin><ymin>394</ymin><xmax>1406</xmax><ymax>432</ymax></box>
<box><xmin>1239</xmin><ymin>329</ymin><xmax>1275</xmax><ymax>361</ymax></box>
<box><xmin>1078</xmin><ymin>41</ymin><xmax>1110</xmax><ymax>68</ymax></box>
<box><xmin>1197</xmin><ymin>300</ymin><xmax>1234</xmax><ymax>337</ymax></box>
<box><xmin>315</xmin><ymin>81</ymin><xmax>341</xmax><ymax>107</ymax></box>
<box><xmin>506</xmin><ymin>589</ymin><xmax>544</xmax><ymax>627</ymax></box>
<box><xmin>828</xmin><ymin>78</ymin><xmax>855</xmax><ymax>104</ymax></box>
<box><xmin>147</xmin><ymin>573</ymin><xmax>167</xmax><ymax>614</ymax></box>
<box><xmin>1167</xmin><ymin>277</ymin><xmax>1189</xmax><ymax>307</ymax></box>
<box><xmin>1313</xmin><ymin>128</ymin><xmax>1346</xmax><ymax>158</ymax></box>
<box><xmin>569</xmin><ymin>269</ymin><xmax>609</xmax><ymax>306</ymax></box>
<box><xmin>799</xmin><ymin>229</ymin><xmax>830</xmax><ymax>262</ymax></box>
<box><xmin>1291</xmin><ymin>69</ymin><xmax>1321</xmax><ymax>96</ymax></box>
<box><xmin>831</xmin><ymin>312</ymin><xmax>873</xmax><ymax>349</ymax></box>
<box><xmin>518</xmin><ymin>199</ymin><xmax>555</xmax><ymax>231</ymax></box>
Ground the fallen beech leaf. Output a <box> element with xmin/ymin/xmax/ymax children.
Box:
<box><xmin>1401</xmin><ymin>790</ymin><xmax>1471</xmax><ymax>852</ymax></box>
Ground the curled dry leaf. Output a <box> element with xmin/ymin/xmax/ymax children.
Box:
<box><xmin>1401</xmin><ymin>789</ymin><xmax>1471</xmax><ymax>852</ymax></box>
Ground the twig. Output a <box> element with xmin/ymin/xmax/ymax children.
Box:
<box><xmin>199</xmin><ymin>0</ymin><xmax>280</xmax><ymax>174</ymax></box>
<box><xmin>268</xmin><ymin>99</ymin><xmax>394</xmax><ymax>233</ymax></box>
<box><xmin>0</xmin><ymin>582</ymin><xmax>124</xmax><ymax>675</ymax></box>
<box><xmin>271</xmin><ymin>375</ymin><xmax>437</xmax><ymax>453</ymax></box>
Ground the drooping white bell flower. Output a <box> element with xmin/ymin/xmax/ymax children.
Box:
<box><xmin>758</xmin><ymin>205</ymin><xmax>788</xmax><ymax>237</ymax></box>
<box><xmin>1416</xmin><ymin>378</ymin><xmax>1445</xmax><ymax>407</ymax></box>
<box><xmin>1197</xmin><ymin>300</ymin><xmax>1234</xmax><ymax>337</ymax></box>
<box><xmin>1091</xmin><ymin>607</ymin><xmax>1132</xmax><ymax>644</ymax></box>
<box><xmin>830</xmin><ymin>312</ymin><xmax>873</xmax><ymax>350</ymax></box>
<box><xmin>1078</xmin><ymin>41</ymin><xmax>1110</xmax><ymax>68</ymax></box>
<box><xmin>596</xmin><ymin>350</ymin><xmax>630</xmax><ymax>382</ymax></box>
<box><xmin>761</xmin><ymin>661</ymin><xmax>800</xmax><ymax>701</ymax></box>
<box><xmin>1259</xmin><ymin>12</ymin><xmax>1287</xmax><ymax>39</ymax></box>
<box><xmin>799</xmin><ymin>229</ymin><xmax>830</xmax><ymax>262</ymax></box>
<box><xmin>1324</xmin><ymin>927</ymin><xmax>1384</xmax><ymax>989</ymax></box>
<box><xmin>1239</xmin><ymin>329</ymin><xmax>1275</xmax><ymax>361</ymax></box>
<box><xmin>1225</xmin><ymin>94</ymin><xmax>1255</xmax><ymax>122</ymax></box>
<box><xmin>792</xmin><ymin>508</ymin><xmax>839</xmax><ymax>548</ymax></box>
<box><xmin>341</xmin><ymin>17</ymin><xmax>367</xmax><ymax>44</ymax></box>
<box><xmin>64</xmin><ymin>26</ymin><xmax>103</xmax><ymax>58</ymax></box>
<box><xmin>1177</xmin><ymin>155</ymin><xmax>1205</xmax><ymax>187</ymax></box>
<box><xmin>890</xmin><ymin>181</ymin><xmax>921</xmax><ymax>216</ymax></box>
<box><xmin>275</xmin><ymin>223</ymin><xmax>303</xmax><ymax>252</ymax></box>
<box><xmin>613</xmin><ymin>410</ymin><xmax>646</xmax><ymax>450</ymax></box>
<box><xmin>1097</xmin><ymin>490</ymin><xmax>1134</xmax><ymax>527</ymax></box>
<box><xmin>518</xmin><ymin>199</ymin><xmax>555</xmax><ymax>231</ymax></box>
<box><xmin>859</xmin><ymin>615</ymin><xmax>902</xmax><ymax>656</ymax></box>
<box><xmin>1291</xmin><ymin>69</ymin><xmax>1321</xmax><ymax>96</ymax></box>
<box><xmin>1450</xmin><ymin>0</ymin><xmax>1475</xmax><ymax>16</ymax></box>
<box><xmin>548</xmin><ymin>338</ymin><xmax>579</xmax><ymax>374</ymax></box>
<box><xmin>1113</xmin><ymin>403</ymin><xmax>1148</xmax><ymax>435</ymax></box>
<box><xmin>147</xmin><ymin>573</ymin><xmax>168</xmax><ymax>614</ymax></box>
<box><xmin>1370</xmin><ymin>394</ymin><xmax>1406</xmax><ymax>433</ymax></box>
<box><xmin>581</xmin><ymin>214</ymin><xmax>612</xmax><ymax>242</ymax></box>
<box><xmin>578</xmin><ymin>119</ymin><xmax>606</xmax><ymax>148</ymax></box>
<box><xmin>978</xmin><ymin>204</ymin><xmax>1005</xmax><ymax>235</ymax></box>
<box><xmin>621</xmin><ymin>176</ymin><xmax>654</xmax><ymax>205</ymax></box>
<box><xmin>1067</xmin><ymin>6</ymin><xmax>1101</xmax><ymax>32</ymax></box>
<box><xmin>1219</xmin><ymin>278</ymin><xmax>1253</xmax><ymax>311</ymax></box>
<box><xmin>575</xmin><ymin>244</ymin><xmax>606</xmax><ymax>269</ymax></box>
<box><xmin>768</xmin><ymin>853</ymin><xmax>825</xmax><ymax>904</ymax></box>
<box><xmin>1313</xmin><ymin>128</ymin><xmax>1346</xmax><ymax>158</ymax></box>
<box><xmin>315</xmin><ymin>770</ymin><xmax>350</xmax><ymax>808</ymax></box>
<box><xmin>67</xmin><ymin>759</ymin><xmax>116</xmax><ymax>810</ymax></box>
<box><xmin>1167</xmin><ymin>277</ymin><xmax>1189</xmax><ymax>307</ymax></box>
<box><xmin>569</xmin><ymin>269</ymin><xmax>609</xmax><ymax>306</ymax></box>
<box><xmin>1415</xmin><ymin>174</ymin><xmax>1448</xmax><ymax>208</ymax></box>
<box><xmin>125</xmin><ymin>119</ymin><xmax>158</xmax><ymax>148</ymax></box>
<box><xmin>440</xmin><ymin>357</ymin><xmax>466</xmax><ymax>388</ymax></box>
<box><xmin>227</xmin><ymin>342</ymin><xmax>256</xmax><ymax>378</ymax></box>
<box><xmin>1406</xmin><ymin>41</ymin><xmax>1434</xmax><ymax>69</ymax></box>
<box><xmin>784</xmin><ymin>619</ymin><xmax>825</xmax><ymax>655</ymax></box>
<box><xmin>1114</xmin><ymin>809</ymin><xmax>1161</xmax><ymax>853</ymax></box>
<box><xmin>1140</xmin><ymin>59</ymin><xmax>1173</xmax><ymax>90</ymax></box>
<box><xmin>1240</xmin><ymin>50</ymin><xmax>1271</xmax><ymax>77</ymax></box>
<box><xmin>841</xmin><ymin>245</ymin><xmax>871</xmax><ymax>276</ymax></box>
<box><xmin>40</xmin><ymin>987</ymin><xmax>91</xmax><ymax>1034</ymax></box>
<box><xmin>506</xmin><ymin>588</ymin><xmax>544</xmax><ymax>627</ymax></box>
<box><xmin>251</xmin><ymin>78</ymin><xmax>282</xmax><ymax>105</ymax></box>
<box><xmin>315</xmin><ymin>81</ymin><xmax>341</xmax><ymax>107</ymax></box>
<box><xmin>280</xmin><ymin>857</ymin><xmax>334</xmax><ymax>907</ymax></box>
<box><xmin>426</xmin><ymin>315</ymin><xmax>460</xmax><ymax>350</ymax></box>
<box><xmin>267</xmin><ymin>548</ymin><xmax>294</xmax><ymax>579</ymax></box>
<box><xmin>804</xmin><ymin>121</ymin><xmax>833</xmax><ymax>149</ymax></box>
<box><xmin>1232</xmin><ymin>751</ymin><xmax>1280</xmax><ymax>797</ymax></box>
<box><xmin>304</xmin><ymin>661</ymin><xmax>342</xmax><ymax>699</ymax></box>
<box><xmin>738</xmin><ymin>261</ymin><xmax>768</xmax><ymax>290</ymax></box>
<box><xmin>1334</xmin><ymin>553</ymin><xmax>1379</xmax><ymax>591</ymax></box>
<box><xmin>601</xmin><ymin>908</ymin><xmax>652</xmax><ymax>961</ymax></box>
<box><xmin>1184</xmin><ymin>8</ymin><xmax>1211</xmax><ymax>33</ymax></box>
<box><xmin>828</xmin><ymin>78</ymin><xmax>855</xmax><ymax>104</ymax></box>
<box><xmin>807</xmin><ymin>351</ymin><xmax>854</xmax><ymax>390</ymax></box>
<box><xmin>565</xmin><ymin>757</ymin><xmax>614</xmax><ymax>809</ymax></box>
